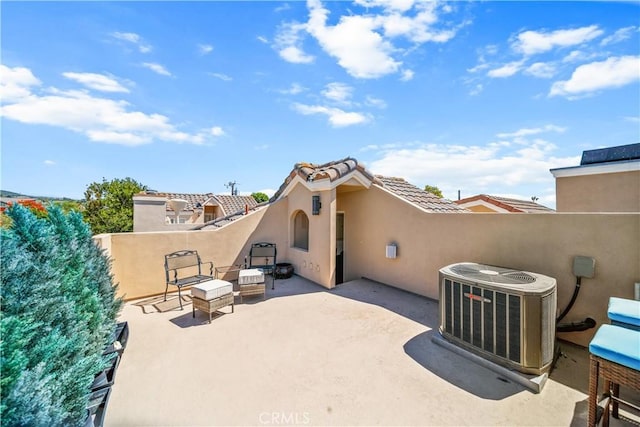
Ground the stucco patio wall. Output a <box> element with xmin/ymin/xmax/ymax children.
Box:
<box><xmin>95</xmin><ymin>199</ymin><xmax>288</xmax><ymax>301</ymax></box>
<box><xmin>338</xmin><ymin>185</ymin><xmax>639</xmax><ymax>347</ymax></box>
<box><xmin>97</xmin><ymin>185</ymin><xmax>638</xmax><ymax>347</ymax></box>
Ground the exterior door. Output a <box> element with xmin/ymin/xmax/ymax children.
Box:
<box><xmin>336</xmin><ymin>212</ymin><xmax>344</xmax><ymax>285</ymax></box>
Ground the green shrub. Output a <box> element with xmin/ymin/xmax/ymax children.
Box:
<box><xmin>0</xmin><ymin>204</ymin><xmax>122</xmax><ymax>426</ymax></box>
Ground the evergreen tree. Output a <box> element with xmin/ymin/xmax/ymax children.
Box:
<box><xmin>1</xmin><ymin>204</ymin><xmax>122</xmax><ymax>426</ymax></box>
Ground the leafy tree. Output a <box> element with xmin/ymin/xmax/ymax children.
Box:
<box><xmin>83</xmin><ymin>177</ymin><xmax>147</xmax><ymax>234</ymax></box>
<box><xmin>424</xmin><ymin>185</ymin><xmax>443</xmax><ymax>198</ymax></box>
<box><xmin>52</xmin><ymin>199</ymin><xmax>83</xmax><ymax>214</ymax></box>
<box><xmin>251</xmin><ymin>192</ymin><xmax>269</xmax><ymax>203</ymax></box>
<box><xmin>0</xmin><ymin>204</ymin><xmax>122</xmax><ymax>426</ymax></box>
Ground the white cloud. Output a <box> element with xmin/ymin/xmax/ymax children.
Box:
<box><xmin>400</xmin><ymin>69</ymin><xmax>414</xmax><ymax>81</ymax></box>
<box><xmin>62</xmin><ymin>72</ymin><xmax>129</xmax><ymax>93</ymax></box>
<box><xmin>198</xmin><ymin>44</ymin><xmax>214</xmax><ymax>55</ymax></box>
<box><xmin>562</xmin><ymin>50</ymin><xmax>598</xmax><ymax>63</ymax></box>
<box><xmin>512</xmin><ymin>25</ymin><xmax>603</xmax><ymax>56</ymax></box>
<box><xmin>275</xmin><ymin>22</ymin><xmax>315</xmax><ymax>64</ymax></box>
<box><xmin>468</xmin><ymin>83</ymin><xmax>483</xmax><ymax>96</ymax></box>
<box><xmin>257</xmin><ymin>36</ymin><xmax>269</xmax><ymax>44</ymax></box>
<box><xmin>276</xmin><ymin>0</ymin><xmax>463</xmax><ymax>79</ymax></box>
<box><xmin>0</xmin><ymin>64</ymin><xmax>41</xmax><ymax>102</ymax></box>
<box><xmin>367</xmin><ymin>138</ymin><xmax>578</xmax><ymax>203</ymax></box>
<box><xmin>257</xmin><ymin>188</ymin><xmax>276</xmax><ymax>197</ymax></box>
<box><xmin>550</xmin><ymin>55</ymin><xmax>640</xmax><ymax>98</ymax></box>
<box><xmin>355</xmin><ymin>0</ymin><xmax>415</xmax><ymax>13</ymax></box>
<box><xmin>279</xmin><ymin>83</ymin><xmax>306</xmax><ymax>95</ymax></box>
<box><xmin>209</xmin><ymin>73</ymin><xmax>232</xmax><ymax>81</ymax></box>
<box><xmin>274</xmin><ymin>3</ymin><xmax>291</xmax><ymax>13</ymax></box>
<box><xmin>111</xmin><ymin>31</ymin><xmax>152</xmax><ymax>53</ymax></box>
<box><xmin>601</xmin><ymin>26</ymin><xmax>637</xmax><ymax>46</ymax></box>
<box><xmin>44</xmin><ymin>160</ymin><xmax>56</xmax><ymax>166</ymax></box>
<box><xmin>0</xmin><ymin>65</ymin><xmax>211</xmax><ymax>146</ymax></box>
<box><xmin>141</xmin><ymin>62</ymin><xmax>172</xmax><ymax>76</ymax></box>
<box><xmin>322</xmin><ymin>82</ymin><xmax>353</xmax><ymax>103</ymax></box>
<box><xmin>365</xmin><ymin>95</ymin><xmax>387</xmax><ymax>109</ymax></box>
<box><xmin>306</xmin><ymin>1</ymin><xmax>400</xmax><ymax>78</ymax></box>
<box><xmin>210</xmin><ymin>126</ymin><xmax>225</xmax><ymax>137</ymax></box>
<box><xmin>624</xmin><ymin>116</ymin><xmax>640</xmax><ymax>123</ymax></box>
<box><xmin>293</xmin><ymin>103</ymin><xmax>369</xmax><ymax>127</ymax></box>
<box><xmin>496</xmin><ymin>124</ymin><xmax>566</xmax><ymax>139</ymax></box>
<box><xmin>487</xmin><ymin>60</ymin><xmax>524</xmax><ymax>78</ymax></box>
<box><xmin>524</xmin><ymin>62</ymin><xmax>557</xmax><ymax>79</ymax></box>
<box><xmin>279</xmin><ymin>46</ymin><xmax>315</xmax><ymax>64</ymax></box>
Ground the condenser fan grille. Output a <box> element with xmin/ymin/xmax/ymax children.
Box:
<box><xmin>450</xmin><ymin>264</ymin><xmax>536</xmax><ymax>285</ymax></box>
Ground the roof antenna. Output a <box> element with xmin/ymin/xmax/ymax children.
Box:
<box><xmin>225</xmin><ymin>181</ymin><xmax>238</xmax><ymax>195</ymax></box>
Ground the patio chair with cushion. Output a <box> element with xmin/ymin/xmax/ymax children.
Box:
<box><xmin>244</xmin><ymin>242</ymin><xmax>277</xmax><ymax>290</ymax></box>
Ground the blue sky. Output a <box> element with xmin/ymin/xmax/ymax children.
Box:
<box><xmin>1</xmin><ymin>1</ymin><xmax>639</xmax><ymax>208</ymax></box>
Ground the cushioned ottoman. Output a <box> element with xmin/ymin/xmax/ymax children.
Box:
<box><xmin>191</xmin><ymin>279</ymin><xmax>233</xmax><ymax>300</ymax></box>
<box><xmin>191</xmin><ymin>280</ymin><xmax>234</xmax><ymax>322</ymax></box>
<box><xmin>238</xmin><ymin>269</ymin><xmax>265</xmax><ymax>285</ymax></box>
<box><xmin>238</xmin><ymin>269</ymin><xmax>265</xmax><ymax>302</ymax></box>
<box><xmin>608</xmin><ymin>297</ymin><xmax>640</xmax><ymax>331</ymax></box>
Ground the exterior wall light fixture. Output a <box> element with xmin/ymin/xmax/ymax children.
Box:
<box><xmin>312</xmin><ymin>195</ymin><xmax>322</xmax><ymax>215</ymax></box>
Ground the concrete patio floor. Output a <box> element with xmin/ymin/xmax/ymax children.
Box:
<box><xmin>105</xmin><ymin>275</ymin><xmax>629</xmax><ymax>426</ymax></box>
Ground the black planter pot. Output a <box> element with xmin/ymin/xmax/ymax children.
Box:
<box><xmin>274</xmin><ymin>263</ymin><xmax>294</xmax><ymax>279</ymax></box>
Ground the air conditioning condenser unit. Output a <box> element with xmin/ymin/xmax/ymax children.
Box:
<box><xmin>439</xmin><ymin>262</ymin><xmax>557</xmax><ymax>375</ymax></box>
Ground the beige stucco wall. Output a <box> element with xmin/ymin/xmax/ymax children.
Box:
<box><xmin>555</xmin><ymin>170</ymin><xmax>640</xmax><ymax>212</ymax></box>
<box><xmin>133</xmin><ymin>196</ymin><xmax>204</xmax><ymax>232</ymax></box>
<box><xmin>338</xmin><ymin>185</ymin><xmax>639</xmax><ymax>346</ymax></box>
<box><xmin>282</xmin><ymin>185</ymin><xmax>336</xmax><ymax>287</ymax></box>
<box><xmin>102</xmin><ymin>201</ymin><xmax>288</xmax><ymax>301</ymax></box>
<box><xmin>105</xmin><ymin>181</ymin><xmax>639</xmax><ymax>347</ymax></box>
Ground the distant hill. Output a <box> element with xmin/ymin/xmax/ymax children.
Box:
<box><xmin>0</xmin><ymin>190</ymin><xmax>80</xmax><ymax>202</ymax></box>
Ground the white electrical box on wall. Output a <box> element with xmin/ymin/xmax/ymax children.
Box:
<box><xmin>386</xmin><ymin>244</ymin><xmax>397</xmax><ymax>259</ymax></box>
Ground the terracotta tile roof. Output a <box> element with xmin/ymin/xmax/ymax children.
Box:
<box><xmin>375</xmin><ymin>176</ymin><xmax>468</xmax><ymax>213</ymax></box>
<box><xmin>271</xmin><ymin>157</ymin><xmax>378</xmax><ymax>201</ymax></box>
<box><xmin>136</xmin><ymin>192</ymin><xmax>258</xmax><ymax>215</ymax></box>
<box><xmin>193</xmin><ymin>202</ymin><xmax>268</xmax><ymax>230</ymax></box>
<box><xmin>213</xmin><ymin>195</ymin><xmax>258</xmax><ymax>214</ymax></box>
<box><xmin>455</xmin><ymin>194</ymin><xmax>554</xmax><ymax>213</ymax></box>
<box><xmin>488</xmin><ymin>195</ymin><xmax>554</xmax><ymax>213</ymax></box>
<box><xmin>157</xmin><ymin>193</ymin><xmax>213</xmax><ymax>212</ymax></box>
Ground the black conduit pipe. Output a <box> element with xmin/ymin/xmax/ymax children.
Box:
<box><xmin>557</xmin><ymin>276</ymin><xmax>582</xmax><ymax>323</ymax></box>
<box><xmin>557</xmin><ymin>317</ymin><xmax>596</xmax><ymax>332</ymax></box>
<box><xmin>555</xmin><ymin>276</ymin><xmax>596</xmax><ymax>332</ymax></box>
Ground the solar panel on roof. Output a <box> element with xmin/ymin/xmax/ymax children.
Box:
<box><xmin>580</xmin><ymin>143</ymin><xmax>640</xmax><ymax>165</ymax></box>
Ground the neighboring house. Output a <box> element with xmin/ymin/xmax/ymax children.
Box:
<box><xmin>551</xmin><ymin>142</ymin><xmax>640</xmax><ymax>212</ymax></box>
<box><xmin>133</xmin><ymin>192</ymin><xmax>259</xmax><ymax>232</ymax></box>
<box><xmin>454</xmin><ymin>194</ymin><xmax>554</xmax><ymax>213</ymax></box>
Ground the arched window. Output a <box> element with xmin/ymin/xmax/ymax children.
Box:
<box><xmin>293</xmin><ymin>210</ymin><xmax>309</xmax><ymax>250</ymax></box>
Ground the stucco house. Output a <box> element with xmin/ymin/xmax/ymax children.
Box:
<box><xmin>455</xmin><ymin>194</ymin><xmax>554</xmax><ymax>213</ymax></box>
<box><xmin>133</xmin><ymin>192</ymin><xmax>259</xmax><ymax>232</ymax></box>
<box><xmin>551</xmin><ymin>142</ymin><xmax>640</xmax><ymax>212</ymax></box>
